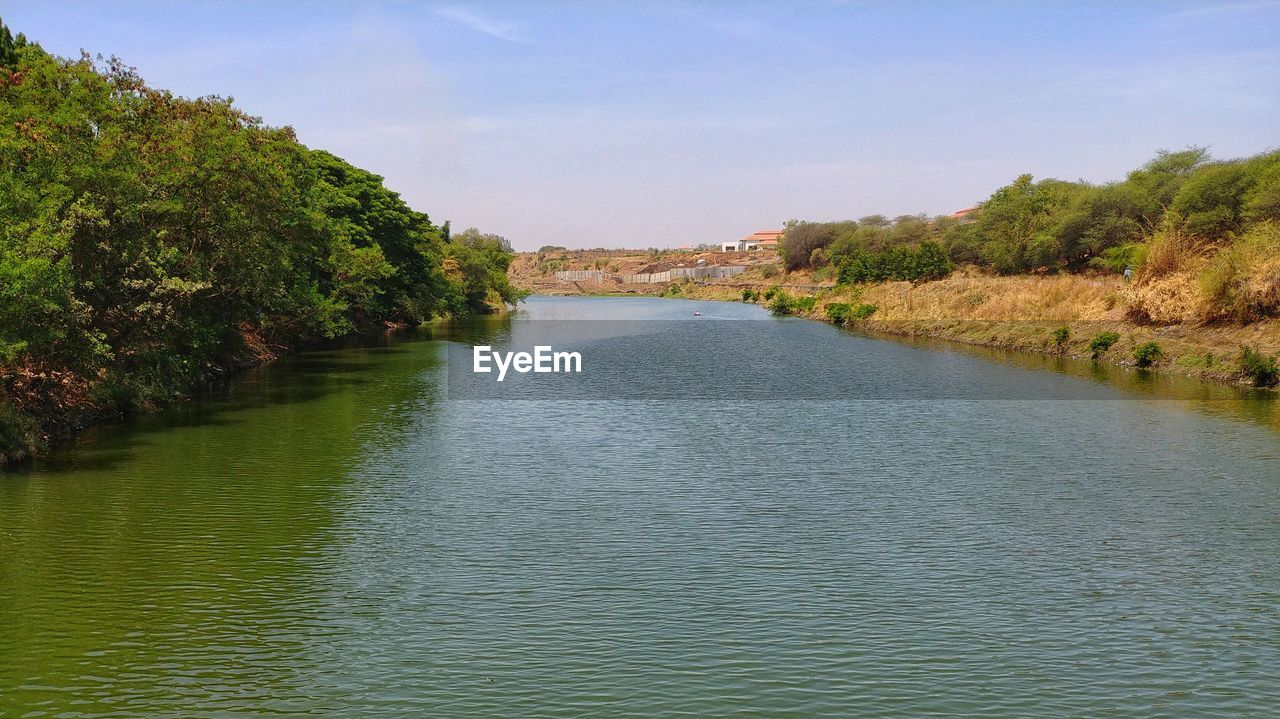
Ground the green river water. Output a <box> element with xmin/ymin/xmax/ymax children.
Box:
<box><xmin>2</xmin><ymin>295</ymin><xmax>1278</xmax><ymax>717</ymax></box>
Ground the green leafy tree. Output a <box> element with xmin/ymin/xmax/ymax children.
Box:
<box><xmin>1124</xmin><ymin>147</ymin><xmax>1209</xmax><ymax>221</ymax></box>
<box><xmin>1171</xmin><ymin>162</ymin><xmax>1255</xmax><ymax>241</ymax></box>
<box><xmin>0</xmin><ymin>17</ymin><xmax>28</xmax><ymax>68</ymax></box>
<box><xmin>1</xmin><ymin>33</ymin><xmax>523</xmax><ymax>450</ymax></box>
<box><xmin>971</xmin><ymin>174</ymin><xmax>1088</xmax><ymax>273</ymax></box>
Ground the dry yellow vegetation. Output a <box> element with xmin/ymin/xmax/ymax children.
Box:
<box><xmin>852</xmin><ymin>271</ymin><xmax>1124</xmax><ymax>322</ymax></box>
<box><xmin>513</xmin><ymin>246</ymin><xmax>1280</xmax><ymax>388</ymax></box>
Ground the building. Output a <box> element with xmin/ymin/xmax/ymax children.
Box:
<box><xmin>950</xmin><ymin>206</ymin><xmax>979</xmax><ymax>220</ymax></box>
<box><xmin>721</xmin><ymin>229</ymin><xmax>784</xmax><ymax>252</ymax></box>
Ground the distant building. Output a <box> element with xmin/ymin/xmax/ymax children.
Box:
<box><xmin>950</xmin><ymin>206</ymin><xmax>979</xmax><ymax>220</ymax></box>
<box><xmin>721</xmin><ymin>229</ymin><xmax>784</xmax><ymax>252</ymax></box>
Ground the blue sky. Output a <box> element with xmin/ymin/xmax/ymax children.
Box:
<box><xmin>3</xmin><ymin>1</ymin><xmax>1278</xmax><ymax>249</ymax></box>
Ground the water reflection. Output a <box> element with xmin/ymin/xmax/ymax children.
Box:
<box><xmin>0</xmin><ymin>340</ymin><xmax>446</xmax><ymax>716</ymax></box>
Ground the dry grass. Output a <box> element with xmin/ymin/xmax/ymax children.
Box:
<box><xmin>1199</xmin><ymin>222</ymin><xmax>1280</xmax><ymax>323</ymax></box>
<box><xmin>1123</xmin><ymin>269</ymin><xmax>1207</xmax><ymax>324</ymax></box>
<box><xmin>675</xmin><ymin>269</ymin><xmax>1280</xmax><ymax>387</ymax></box>
<box><xmin>1139</xmin><ymin>226</ymin><xmax>1203</xmax><ymax>283</ymax></box>
<box><xmin>514</xmin><ymin>255</ymin><xmax>1280</xmax><ymax>388</ymax></box>
<box><xmin>1124</xmin><ymin>222</ymin><xmax>1280</xmax><ymax>325</ymax></box>
<box><xmin>851</xmin><ymin>272</ymin><xmax>1123</xmax><ymax>322</ymax></box>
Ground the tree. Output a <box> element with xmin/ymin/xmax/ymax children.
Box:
<box><xmin>1171</xmin><ymin>162</ymin><xmax>1255</xmax><ymax>241</ymax></box>
<box><xmin>0</xmin><ymin>34</ymin><xmax>521</xmax><ymax>429</ymax></box>
<box><xmin>0</xmin><ymin>18</ymin><xmax>28</xmax><ymax>68</ymax></box>
<box><xmin>448</xmin><ymin>228</ymin><xmax>525</xmax><ymax>310</ymax></box>
<box><xmin>971</xmin><ymin>174</ymin><xmax>1088</xmax><ymax>273</ymax></box>
<box><xmin>1053</xmin><ymin>183</ymin><xmax>1146</xmax><ymax>264</ymax></box>
<box><xmin>779</xmin><ymin>221</ymin><xmax>849</xmax><ymax>271</ymax></box>
<box><xmin>1125</xmin><ymin>147</ymin><xmax>1209</xmax><ymax>222</ymax></box>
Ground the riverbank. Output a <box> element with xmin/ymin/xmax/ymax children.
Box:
<box><xmin>4</xmin><ymin>326</ymin><xmax>317</xmax><ymax>465</ymax></box>
<box><xmin>698</xmin><ymin>274</ymin><xmax>1280</xmax><ymax>388</ymax></box>
<box><xmin>515</xmin><ymin>265</ymin><xmax>1280</xmax><ymax>390</ymax></box>
<box><xmin>1</xmin><ymin>313</ymin><xmax>509</xmax><ymax>466</ymax></box>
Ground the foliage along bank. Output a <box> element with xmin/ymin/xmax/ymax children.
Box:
<box><xmin>0</xmin><ymin>21</ymin><xmax>524</xmax><ymax>461</ymax></box>
<box><xmin>780</xmin><ymin>147</ymin><xmax>1279</xmax><ymax>283</ymax></box>
<box><xmin>773</xmin><ymin>146</ymin><xmax>1280</xmax><ymax>383</ymax></box>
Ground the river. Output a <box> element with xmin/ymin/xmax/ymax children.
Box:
<box><xmin>2</xmin><ymin>295</ymin><xmax>1278</xmax><ymax>717</ymax></box>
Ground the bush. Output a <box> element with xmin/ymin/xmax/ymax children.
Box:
<box><xmin>741</xmin><ymin>288</ymin><xmax>758</xmax><ymax>302</ymax></box>
<box><xmin>1088</xmin><ymin>243</ymin><xmax>1148</xmax><ymax>274</ymax></box>
<box><xmin>1133</xmin><ymin>341</ymin><xmax>1164</xmax><ymax>367</ymax></box>
<box><xmin>837</xmin><ymin>241</ymin><xmax>953</xmax><ymax>284</ymax></box>
<box><xmin>1052</xmin><ymin>326</ymin><xmax>1071</xmax><ymax>347</ymax></box>
<box><xmin>794</xmin><ymin>295</ymin><xmax>818</xmax><ymax>313</ymax></box>
<box><xmin>768</xmin><ymin>290</ymin><xmax>794</xmax><ymax>315</ymax></box>
<box><xmin>763</xmin><ymin>286</ymin><xmax>780</xmax><ymax>301</ymax></box>
<box><xmin>1089</xmin><ymin>331</ymin><xmax>1121</xmax><ymax>358</ymax></box>
<box><xmin>851</xmin><ymin>303</ymin><xmax>878</xmax><ymax>320</ymax></box>
<box><xmin>823</xmin><ymin>302</ymin><xmax>876</xmax><ymax>324</ymax></box>
<box><xmin>1240</xmin><ymin>345</ymin><xmax>1279</xmax><ymax>386</ymax></box>
<box><xmin>759</xmin><ymin>264</ymin><xmax>781</xmax><ymax>279</ymax></box>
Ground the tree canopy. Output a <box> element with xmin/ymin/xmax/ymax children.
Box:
<box><xmin>779</xmin><ymin>146</ymin><xmax>1280</xmax><ymax>279</ymax></box>
<box><xmin>1</xmin><ymin>23</ymin><xmax>521</xmax><ymax>425</ymax></box>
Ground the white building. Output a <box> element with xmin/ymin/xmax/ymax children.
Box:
<box><xmin>721</xmin><ymin>230</ymin><xmax>783</xmax><ymax>252</ymax></box>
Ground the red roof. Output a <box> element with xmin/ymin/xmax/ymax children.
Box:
<box><xmin>743</xmin><ymin>230</ymin><xmax>784</xmax><ymax>242</ymax></box>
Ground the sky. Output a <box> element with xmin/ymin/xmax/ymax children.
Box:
<box><xmin>2</xmin><ymin>1</ymin><xmax>1278</xmax><ymax>250</ymax></box>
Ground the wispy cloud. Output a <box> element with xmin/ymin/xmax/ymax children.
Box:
<box><xmin>433</xmin><ymin>5</ymin><xmax>531</xmax><ymax>43</ymax></box>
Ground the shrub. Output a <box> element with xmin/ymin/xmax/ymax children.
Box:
<box><xmin>793</xmin><ymin>295</ymin><xmax>818</xmax><ymax>313</ymax></box>
<box><xmin>837</xmin><ymin>241</ymin><xmax>953</xmax><ymax>284</ymax></box>
<box><xmin>741</xmin><ymin>288</ymin><xmax>758</xmax><ymax>302</ymax></box>
<box><xmin>1088</xmin><ymin>243</ymin><xmax>1148</xmax><ymax>274</ymax></box>
<box><xmin>1089</xmin><ymin>331</ymin><xmax>1121</xmax><ymax>358</ymax></box>
<box><xmin>1133</xmin><ymin>341</ymin><xmax>1164</xmax><ymax>367</ymax></box>
<box><xmin>822</xmin><ymin>302</ymin><xmax>876</xmax><ymax>324</ymax></box>
<box><xmin>1240</xmin><ymin>345</ymin><xmax>1279</xmax><ymax>386</ymax></box>
<box><xmin>1052</xmin><ymin>326</ymin><xmax>1071</xmax><ymax>347</ymax></box>
<box><xmin>768</xmin><ymin>290</ymin><xmax>794</xmax><ymax>315</ymax></box>
<box><xmin>763</xmin><ymin>286</ymin><xmax>780</xmax><ymax>301</ymax></box>
<box><xmin>759</xmin><ymin>264</ymin><xmax>780</xmax><ymax>279</ymax></box>
<box><xmin>851</xmin><ymin>303</ymin><xmax>878</xmax><ymax>320</ymax></box>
